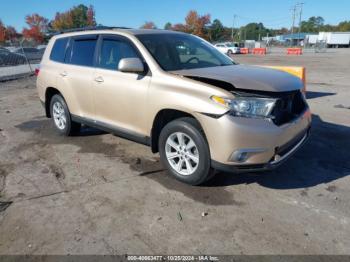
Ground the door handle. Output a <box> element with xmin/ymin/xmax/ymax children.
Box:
<box><xmin>94</xmin><ymin>76</ymin><xmax>104</xmax><ymax>83</ymax></box>
<box><xmin>60</xmin><ymin>71</ymin><xmax>67</xmax><ymax>77</ymax></box>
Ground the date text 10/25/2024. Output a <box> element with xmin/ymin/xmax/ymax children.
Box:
<box><xmin>127</xmin><ymin>255</ymin><xmax>219</xmax><ymax>261</ymax></box>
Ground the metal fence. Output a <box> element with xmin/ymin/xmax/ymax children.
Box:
<box><xmin>314</xmin><ymin>40</ymin><xmax>327</xmax><ymax>53</ymax></box>
<box><xmin>0</xmin><ymin>40</ymin><xmax>46</xmax><ymax>81</ymax></box>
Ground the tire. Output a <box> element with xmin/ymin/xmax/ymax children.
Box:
<box><xmin>227</xmin><ymin>49</ymin><xmax>233</xmax><ymax>55</ymax></box>
<box><xmin>158</xmin><ymin>117</ymin><xmax>214</xmax><ymax>185</ymax></box>
<box><xmin>49</xmin><ymin>94</ymin><xmax>81</xmax><ymax>136</ymax></box>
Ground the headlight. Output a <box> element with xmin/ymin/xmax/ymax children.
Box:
<box><xmin>211</xmin><ymin>95</ymin><xmax>276</xmax><ymax>118</ymax></box>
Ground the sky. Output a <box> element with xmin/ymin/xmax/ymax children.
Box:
<box><xmin>0</xmin><ymin>0</ymin><xmax>349</xmax><ymax>31</ymax></box>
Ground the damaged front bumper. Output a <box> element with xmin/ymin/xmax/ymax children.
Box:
<box><xmin>211</xmin><ymin>126</ymin><xmax>310</xmax><ymax>173</ymax></box>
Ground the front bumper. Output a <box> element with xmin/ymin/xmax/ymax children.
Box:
<box><xmin>195</xmin><ymin>108</ymin><xmax>312</xmax><ymax>173</ymax></box>
<box><xmin>211</xmin><ymin>127</ymin><xmax>310</xmax><ymax>173</ymax></box>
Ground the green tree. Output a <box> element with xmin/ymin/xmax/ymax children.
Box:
<box><xmin>301</xmin><ymin>16</ymin><xmax>325</xmax><ymax>33</ymax></box>
<box><xmin>337</xmin><ymin>21</ymin><xmax>350</xmax><ymax>32</ymax></box>
<box><xmin>70</xmin><ymin>4</ymin><xmax>88</xmax><ymax>27</ymax></box>
<box><xmin>51</xmin><ymin>4</ymin><xmax>97</xmax><ymax>31</ymax></box>
<box><xmin>321</xmin><ymin>24</ymin><xmax>337</xmax><ymax>32</ymax></box>
<box><xmin>240</xmin><ymin>23</ymin><xmax>270</xmax><ymax>41</ymax></box>
<box><xmin>164</xmin><ymin>22</ymin><xmax>172</xmax><ymax>30</ymax></box>
<box><xmin>209</xmin><ymin>19</ymin><xmax>224</xmax><ymax>42</ymax></box>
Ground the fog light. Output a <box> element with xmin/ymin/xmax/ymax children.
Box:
<box><xmin>230</xmin><ymin>148</ymin><xmax>267</xmax><ymax>163</ymax></box>
<box><xmin>231</xmin><ymin>151</ymin><xmax>249</xmax><ymax>163</ymax></box>
<box><xmin>236</xmin><ymin>152</ymin><xmax>248</xmax><ymax>162</ymax></box>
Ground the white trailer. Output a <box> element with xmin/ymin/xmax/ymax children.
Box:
<box><xmin>318</xmin><ymin>32</ymin><xmax>350</xmax><ymax>47</ymax></box>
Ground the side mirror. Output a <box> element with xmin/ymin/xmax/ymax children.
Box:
<box><xmin>118</xmin><ymin>58</ymin><xmax>144</xmax><ymax>73</ymax></box>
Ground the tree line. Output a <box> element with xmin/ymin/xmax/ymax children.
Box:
<box><xmin>300</xmin><ymin>16</ymin><xmax>350</xmax><ymax>33</ymax></box>
<box><xmin>1</xmin><ymin>4</ymin><xmax>350</xmax><ymax>44</ymax></box>
<box><xmin>0</xmin><ymin>4</ymin><xmax>96</xmax><ymax>44</ymax></box>
<box><xmin>141</xmin><ymin>12</ymin><xmax>350</xmax><ymax>42</ymax></box>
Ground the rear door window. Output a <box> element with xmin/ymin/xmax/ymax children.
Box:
<box><xmin>66</xmin><ymin>36</ymin><xmax>97</xmax><ymax>67</ymax></box>
<box><xmin>50</xmin><ymin>37</ymin><xmax>69</xmax><ymax>63</ymax></box>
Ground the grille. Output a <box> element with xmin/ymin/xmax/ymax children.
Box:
<box><xmin>271</xmin><ymin>90</ymin><xmax>307</xmax><ymax>126</ymax></box>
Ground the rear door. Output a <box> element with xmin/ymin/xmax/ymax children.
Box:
<box><xmin>92</xmin><ymin>34</ymin><xmax>151</xmax><ymax>135</ymax></box>
<box><xmin>58</xmin><ymin>35</ymin><xmax>98</xmax><ymax>119</ymax></box>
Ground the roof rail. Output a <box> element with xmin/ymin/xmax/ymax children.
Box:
<box><xmin>57</xmin><ymin>26</ymin><xmax>131</xmax><ymax>34</ymax></box>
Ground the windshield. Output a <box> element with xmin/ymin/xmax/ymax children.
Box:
<box><xmin>136</xmin><ymin>33</ymin><xmax>236</xmax><ymax>71</ymax></box>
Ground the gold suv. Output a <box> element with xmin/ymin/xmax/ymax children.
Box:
<box><xmin>37</xmin><ymin>27</ymin><xmax>311</xmax><ymax>185</ymax></box>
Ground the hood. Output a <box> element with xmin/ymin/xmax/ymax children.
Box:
<box><xmin>170</xmin><ymin>64</ymin><xmax>303</xmax><ymax>93</ymax></box>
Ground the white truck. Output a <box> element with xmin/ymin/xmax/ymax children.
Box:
<box><xmin>214</xmin><ymin>42</ymin><xmax>240</xmax><ymax>55</ymax></box>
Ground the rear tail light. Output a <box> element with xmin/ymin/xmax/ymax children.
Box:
<box><xmin>35</xmin><ymin>67</ymin><xmax>40</xmax><ymax>76</ymax></box>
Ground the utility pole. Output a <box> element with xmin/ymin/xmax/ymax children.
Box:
<box><xmin>231</xmin><ymin>15</ymin><xmax>237</xmax><ymax>42</ymax></box>
<box><xmin>290</xmin><ymin>4</ymin><xmax>298</xmax><ymax>46</ymax></box>
<box><xmin>291</xmin><ymin>5</ymin><xmax>297</xmax><ymax>34</ymax></box>
<box><xmin>297</xmin><ymin>2</ymin><xmax>304</xmax><ymax>46</ymax></box>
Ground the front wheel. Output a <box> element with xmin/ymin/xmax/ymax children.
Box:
<box><xmin>227</xmin><ymin>49</ymin><xmax>233</xmax><ymax>55</ymax></box>
<box><xmin>50</xmin><ymin>94</ymin><xmax>81</xmax><ymax>136</ymax></box>
<box><xmin>158</xmin><ymin>117</ymin><xmax>214</xmax><ymax>185</ymax></box>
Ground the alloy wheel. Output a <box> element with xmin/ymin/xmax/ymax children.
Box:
<box><xmin>165</xmin><ymin>132</ymin><xmax>199</xmax><ymax>176</ymax></box>
<box><xmin>52</xmin><ymin>101</ymin><xmax>67</xmax><ymax>130</ymax></box>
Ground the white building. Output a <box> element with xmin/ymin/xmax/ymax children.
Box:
<box><xmin>305</xmin><ymin>35</ymin><xmax>319</xmax><ymax>45</ymax></box>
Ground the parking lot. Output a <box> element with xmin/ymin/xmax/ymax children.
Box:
<box><xmin>0</xmin><ymin>48</ymin><xmax>349</xmax><ymax>254</ymax></box>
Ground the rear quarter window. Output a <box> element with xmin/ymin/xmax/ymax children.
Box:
<box><xmin>50</xmin><ymin>37</ymin><xmax>69</xmax><ymax>63</ymax></box>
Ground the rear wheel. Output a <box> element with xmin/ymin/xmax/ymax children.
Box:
<box><xmin>50</xmin><ymin>94</ymin><xmax>81</xmax><ymax>136</ymax></box>
<box><xmin>158</xmin><ymin>117</ymin><xmax>214</xmax><ymax>185</ymax></box>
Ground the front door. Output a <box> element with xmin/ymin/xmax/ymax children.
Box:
<box><xmin>92</xmin><ymin>35</ymin><xmax>151</xmax><ymax>136</ymax></box>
